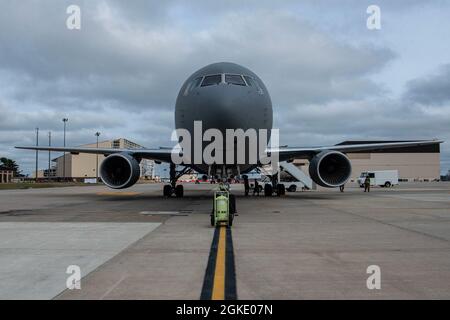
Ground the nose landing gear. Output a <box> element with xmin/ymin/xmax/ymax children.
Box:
<box><xmin>163</xmin><ymin>164</ymin><xmax>191</xmax><ymax>198</ymax></box>
<box><xmin>163</xmin><ymin>184</ymin><xmax>184</xmax><ymax>197</ymax></box>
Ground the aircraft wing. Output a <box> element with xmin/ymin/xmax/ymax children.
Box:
<box><xmin>16</xmin><ymin>139</ymin><xmax>443</xmax><ymax>163</ymax></box>
<box><xmin>15</xmin><ymin>146</ymin><xmax>175</xmax><ymax>163</ymax></box>
<box><xmin>270</xmin><ymin>140</ymin><xmax>443</xmax><ymax>162</ymax></box>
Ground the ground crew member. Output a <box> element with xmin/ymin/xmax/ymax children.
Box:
<box><xmin>364</xmin><ymin>175</ymin><xmax>371</xmax><ymax>192</ymax></box>
<box><xmin>224</xmin><ymin>179</ymin><xmax>231</xmax><ymax>190</ymax></box>
<box><xmin>339</xmin><ymin>184</ymin><xmax>345</xmax><ymax>192</ymax></box>
<box><xmin>253</xmin><ymin>179</ymin><xmax>260</xmax><ymax>196</ymax></box>
<box><xmin>243</xmin><ymin>175</ymin><xmax>250</xmax><ymax>196</ymax></box>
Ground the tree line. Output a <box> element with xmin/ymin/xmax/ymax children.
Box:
<box><xmin>0</xmin><ymin>157</ymin><xmax>20</xmax><ymax>176</ymax></box>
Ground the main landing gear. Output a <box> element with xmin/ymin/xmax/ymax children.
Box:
<box><xmin>263</xmin><ymin>174</ymin><xmax>285</xmax><ymax>197</ymax></box>
<box><xmin>163</xmin><ymin>184</ymin><xmax>184</xmax><ymax>197</ymax></box>
<box><xmin>163</xmin><ymin>164</ymin><xmax>190</xmax><ymax>198</ymax></box>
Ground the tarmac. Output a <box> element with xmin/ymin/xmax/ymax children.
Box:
<box><xmin>0</xmin><ymin>181</ymin><xmax>449</xmax><ymax>299</ymax></box>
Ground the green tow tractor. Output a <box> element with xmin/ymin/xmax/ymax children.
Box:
<box><xmin>210</xmin><ymin>190</ymin><xmax>235</xmax><ymax>227</ymax></box>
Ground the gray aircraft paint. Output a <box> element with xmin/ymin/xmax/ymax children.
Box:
<box><xmin>15</xmin><ymin>61</ymin><xmax>442</xmax><ymax>188</ymax></box>
<box><xmin>174</xmin><ymin>62</ymin><xmax>273</xmax><ymax>174</ymax></box>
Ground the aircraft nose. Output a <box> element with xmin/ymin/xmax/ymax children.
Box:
<box><xmin>199</xmin><ymin>86</ymin><xmax>244</xmax><ymax>131</ymax></box>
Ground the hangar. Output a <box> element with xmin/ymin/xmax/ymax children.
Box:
<box><xmin>35</xmin><ymin>138</ymin><xmax>155</xmax><ymax>181</ymax></box>
<box><xmin>293</xmin><ymin>140</ymin><xmax>441</xmax><ymax>182</ymax></box>
<box><xmin>32</xmin><ymin>139</ymin><xmax>441</xmax><ymax>183</ymax></box>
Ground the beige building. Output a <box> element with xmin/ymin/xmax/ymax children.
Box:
<box><xmin>293</xmin><ymin>140</ymin><xmax>441</xmax><ymax>182</ymax></box>
<box><xmin>31</xmin><ymin>168</ymin><xmax>56</xmax><ymax>179</ymax></box>
<box><xmin>50</xmin><ymin>138</ymin><xmax>155</xmax><ymax>181</ymax></box>
<box><xmin>0</xmin><ymin>170</ymin><xmax>14</xmax><ymax>183</ymax></box>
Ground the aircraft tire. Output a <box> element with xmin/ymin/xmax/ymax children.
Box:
<box><xmin>175</xmin><ymin>184</ymin><xmax>184</xmax><ymax>198</ymax></box>
<box><xmin>175</xmin><ymin>185</ymin><xmax>184</xmax><ymax>197</ymax></box>
<box><xmin>277</xmin><ymin>184</ymin><xmax>285</xmax><ymax>196</ymax></box>
<box><xmin>264</xmin><ymin>184</ymin><xmax>272</xmax><ymax>197</ymax></box>
<box><xmin>163</xmin><ymin>185</ymin><xmax>172</xmax><ymax>197</ymax></box>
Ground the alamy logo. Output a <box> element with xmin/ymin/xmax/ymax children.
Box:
<box><xmin>366</xmin><ymin>5</ymin><xmax>381</xmax><ymax>30</ymax></box>
<box><xmin>366</xmin><ymin>265</ymin><xmax>381</xmax><ymax>290</ymax></box>
<box><xmin>66</xmin><ymin>5</ymin><xmax>81</xmax><ymax>30</ymax></box>
<box><xmin>66</xmin><ymin>265</ymin><xmax>81</xmax><ymax>290</ymax></box>
<box><xmin>171</xmin><ymin>121</ymin><xmax>279</xmax><ymax>169</ymax></box>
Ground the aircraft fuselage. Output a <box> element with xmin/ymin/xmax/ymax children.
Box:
<box><xmin>174</xmin><ymin>62</ymin><xmax>273</xmax><ymax>176</ymax></box>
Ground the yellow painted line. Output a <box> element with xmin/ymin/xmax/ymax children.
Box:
<box><xmin>211</xmin><ymin>226</ymin><xmax>226</xmax><ymax>300</ymax></box>
<box><xmin>96</xmin><ymin>192</ymin><xmax>141</xmax><ymax>196</ymax></box>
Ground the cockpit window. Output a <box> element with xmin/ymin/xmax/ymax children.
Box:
<box><xmin>201</xmin><ymin>74</ymin><xmax>222</xmax><ymax>87</ymax></box>
<box><xmin>225</xmin><ymin>74</ymin><xmax>246</xmax><ymax>86</ymax></box>
<box><xmin>192</xmin><ymin>76</ymin><xmax>203</xmax><ymax>88</ymax></box>
<box><xmin>183</xmin><ymin>76</ymin><xmax>203</xmax><ymax>96</ymax></box>
<box><xmin>243</xmin><ymin>75</ymin><xmax>264</xmax><ymax>94</ymax></box>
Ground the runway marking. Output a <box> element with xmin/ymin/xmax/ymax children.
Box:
<box><xmin>224</xmin><ymin>227</ymin><xmax>237</xmax><ymax>299</ymax></box>
<box><xmin>212</xmin><ymin>226</ymin><xmax>226</xmax><ymax>300</ymax></box>
<box><xmin>139</xmin><ymin>211</ymin><xmax>189</xmax><ymax>216</ymax></box>
<box><xmin>200</xmin><ymin>226</ymin><xmax>237</xmax><ymax>300</ymax></box>
<box><xmin>96</xmin><ymin>192</ymin><xmax>141</xmax><ymax>196</ymax></box>
<box><xmin>99</xmin><ymin>274</ymin><xmax>128</xmax><ymax>300</ymax></box>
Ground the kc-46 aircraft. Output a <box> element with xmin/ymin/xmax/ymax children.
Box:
<box><xmin>16</xmin><ymin>62</ymin><xmax>442</xmax><ymax>197</ymax></box>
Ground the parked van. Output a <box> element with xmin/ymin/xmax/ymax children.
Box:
<box><xmin>285</xmin><ymin>182</ymin><xmax>308</xmax><ymax>192</ymax></box>
<box><xmin>357</xmin><ymin>170</ymin><xmax>399</xmax><ymax>188</ymax></box>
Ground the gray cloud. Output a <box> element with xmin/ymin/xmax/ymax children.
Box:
<box><xmin>0</xmin><ymin>1</ymin><xmax>448</xmax><ymax>175</ymax></box>
<box><xmin>404</xmin><ymin>64</ymin><xmax>450</xmax><ymax>105</ymax></box>
<box><xmin>0</xmin><ymin>2</ymin><xmax>394</xmax><ymax>111</ymax></box>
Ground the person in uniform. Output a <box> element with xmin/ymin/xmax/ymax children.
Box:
<box><xmin>253</xmin><ymin>179</ymin><xmax>260</xmax><ymax>196</ymax></box>
<box><xmin>243</xmin><ymin>175</ymin><xmax>250</xmax><ymax>196</ymax></box>
<box><xmin>364</xmin><ymin>175</ymin><xmax>371</xmax><ymax>192</ymax></box>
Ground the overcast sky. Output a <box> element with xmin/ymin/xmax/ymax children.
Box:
<box><xmin>1</xmin><ymin>0</ymin><xmax>449</xmax><ymax>175</ymax></box>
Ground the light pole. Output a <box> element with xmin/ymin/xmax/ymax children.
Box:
<box><xmin>35</xmin><ymin>127</ymin><xmax>39</xmax><ymax>182</ymax></box>
<box><xmin>62</xmin><ymin>118</ymin><xmax>68</xmax><ymax>181</ymax></box>
<box><xmin>48</xmin><ymin>131</ymin><xmax>51</xmax><ymax>182</ymax></box>
<box><xmin>95</xmin><ymin>132</ymin><xmax>100</xmax><ymax>182</ymax></box>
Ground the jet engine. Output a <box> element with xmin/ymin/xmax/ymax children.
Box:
<box><xmin>308</xmin><ymin>151</ymin><xmax>351</xmax><ymax>188</ymax></box>
<box><xmin>100</xmin><ymin>153</ymin><xmax>140</xmax><ymax>189</ymax></box>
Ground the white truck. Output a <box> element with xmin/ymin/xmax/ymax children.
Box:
<box><xmin>357</xmin><ymin>170</ymin><xmax>399</xmax><ymax>188</ymax></box>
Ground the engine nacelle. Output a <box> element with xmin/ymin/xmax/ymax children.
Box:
<box><xmin>100</xmin><ymin>153</ymin><xmax>140</xmax><ymax>189</ymax></box>
<box><xmin>309</xmin><ymin>151</ymin><xmax>352</xmax><ymax>188</ymax></box>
